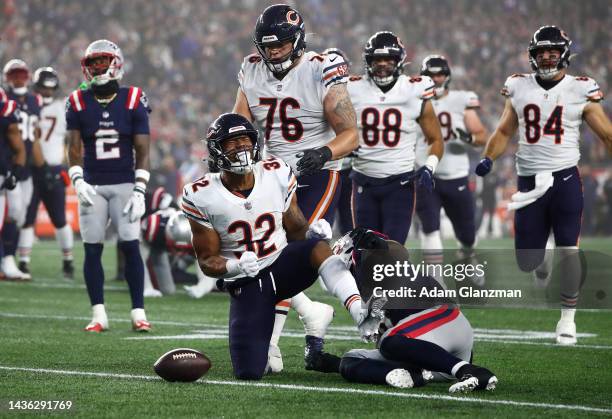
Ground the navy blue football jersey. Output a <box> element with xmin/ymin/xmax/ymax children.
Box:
<box><xmin>65</xmin><ymin>86</ymin><xmax>151</xmax><ymax>185</ymax></box>
<box><xmin>0</xmin><ymin>100</ymin><xmax>20</xmax><ymax>174</ymax></box>
<box><xmin>7</xmin><ymin>91</ymin><xmax>42</xmax><ymax>176</ymax></box>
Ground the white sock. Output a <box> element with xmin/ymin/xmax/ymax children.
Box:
<box><xmin>318</xmin><ymin>255</ymin><xmax>362</xmax><ymax>324</ymax></box>
<box><xmin>270</xmin><ymin>299</ymin><xmax>291</xmax><ymax>347</ymax></box>
<box><xmin>17</xmin><ymin>226</ymin><xmax>35</xmax><ymax>263</ymax></box>
<box><xmin>56</xmin><ymin>225</ymin><xmax>74</xmax><ymax>261</ymax></box>
<box><xmin>291</xmin><ymin>292</ymin><xmax>314</xmax><ymax>316</ymax></box>
<box><xmin>131</xmin><ymin>308</ymin><xmax>147</xmax><ymax>322</ymax></box>
<box><xmin>451</xmin><ymin>361</ymin><xmax>469</xmax><ymax>377</ymax></box>
<box><xmin>92</xmin><ymin>304</ymin><xmax>107</xmax><ymax>322</ymax></box>
<box><xmin>560</xmin><ymin>308</ymin><xmax>576</xmax><ymax>323</ymax></box>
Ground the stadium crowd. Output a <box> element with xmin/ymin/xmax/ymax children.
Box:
<box><xmin>1</xmin><ymin>0</ymin><xmax>610</xmax><ymax>234</ymax></box>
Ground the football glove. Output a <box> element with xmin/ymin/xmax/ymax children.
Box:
<box><xmin>123</xmin><ymin>189</ymin><xmax>146</xmax><ymax>223</ymax></box>
<box><xmin>306</xmin><ymin>219</ymin><xmax>332</xmax><ymax>241</ymax></box>
<box><xmin>453</xmin><ymin>127</ymin><xmax>474</xmax><ymax>144</ymax></box>
<box><xmin>475</xmin><ymin>157</ymin><xmax>493</xmax><ymax>177</ymax></box>
<box><xmin>226</xmin><ymin>251</ymin><xmax>260</xmax><ymax>278</ymax></box>
<box><xmin>296</xmin><ymin>146</ymin><xmax>332</xmax><ymax>176</ymax></box>
<box><xmin>74</xmin><ymin>178</ymin><xmax>97</xmax><ymax>207</ymax></box>
<box><xmin>1</xmin><ymin>169</ymin><xmax>19</xmax><ymax>191</ymax></box>
<box><xmin>414</xmin><ymin>166</ymin><xmax>434</xmax><ymax>193</ymax></box>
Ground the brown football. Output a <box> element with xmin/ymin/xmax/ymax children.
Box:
<box><xmin>153</xmin><ymin>348</ymin><xmax>211</xmax><ymax>382</ymax></box>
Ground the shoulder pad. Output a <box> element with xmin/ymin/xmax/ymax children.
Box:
<box><xmin>68</xmin><ymin>89</ymin><xmax>86</xmax><ymax>112</ymax></box>
<box><xmin>1</xmin><ymin>100</ymin><xmax>18</xmax><ymax>117</ymax></box>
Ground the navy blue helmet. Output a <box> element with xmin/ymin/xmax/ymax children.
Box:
<box><xmin>528</xmin><ymin>26</ymin><xmax>571</xmax><ymax>80</ymax></box>
<box><xmin>363</xmin><ymin>31</ymin><xmax>406</xmax><ymax>86</ymax></box>
<box><xmin>420</xmin><ymin>55</ymin><xmax>451</xmax><ymax>96</ymax></box>
<box><xmin>205</xmin><ymin>113</ymin><xmax>260</xmax><ymax>174</ymax></box>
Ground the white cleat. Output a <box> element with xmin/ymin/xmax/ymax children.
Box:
<box><xmin>267</xmin><ymin>343</ymin><xmax>283</xmax><ymax>373</ymax></box>
<box><xmin>358</xmin><ymin>296</ymin><xmax>387</xmax><ymax>342</ymax></box>
<box><xmin>144</xmin><ymin>288</ymin><xmax>163</xmax><ymax>298</ymax></box>
<box><xmin>385</xmin><ymin>369</ymin><xmax>415</xmax><ymax>389</ymax></box>
<box><xmin>184</xmin><ymin>283</ymin><xmax>214</xmax><ymax>299</ymax></box>
<box><xmin>555</xmin><ymin>319</ymin><xmax>577</xmax><ymax>345</ymax></box>
<box><xmin>300</xmin><ymin>301</ymin><xmax>335</xmax><ymax>338</ymax></box>
<box><xmin>1</xmin><ymin>256</ymin><xmax>30</xmax><ymax>281</ymax></box>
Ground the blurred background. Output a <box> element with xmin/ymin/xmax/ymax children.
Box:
<box><xmin>1</xmin><ymin>0</ymin><xmax>610</xmax><ymax>237</ymax></box>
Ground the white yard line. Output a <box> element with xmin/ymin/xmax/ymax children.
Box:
<box><xmin>0</xmin><ymin>365</ymin><xmax>610</xmax><ymax>414</ymax></box>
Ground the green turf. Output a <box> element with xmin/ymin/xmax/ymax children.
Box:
<box><xmin>0</xmin><ymin>239</ymin><xmax>611</xmax><ymax>418</ymax></box>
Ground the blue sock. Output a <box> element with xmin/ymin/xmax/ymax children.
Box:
<box><xmin>2</xmin><ymin>221</ymin><xmax>19</xmax><ymax>256</ymax></box>
<box><xmin>119</xmin><ymin>240</ymin><xmax>144</xmax><ymax>309</ymax></box>
<box><xmin>83</xmin><ymin>243</ymin><xmax>105</xmax><ymax>305</ymax></box>
<box><xmin>380</xmin><ymin>335</ymin><xmax>463</xmax><ymax>375</ymax></box>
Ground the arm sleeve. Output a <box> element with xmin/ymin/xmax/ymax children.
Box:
<box><xmin>181</xmin><ymin>185</ymin><xmax>213</xmax><ymax>228</ymax></box>
<box><xmin>321</xmin><ymin>53</ymin><xmax>349</xmax><ymax>95</ymax></box>
<box><xmin>584</xmin><ymin>77</ymin><xmax>604</xmax><ymax>102</ymax></box>
<box><xmin>500</xmin><ymin>75</ymin><xmax>517</xmax><ymax>98</ymax></box>
<box><xmin>465</xmin><ymin>91</ymin><xmax>480</xmax><ymax>109</ymax></box>
<box><xmin>417</xmin><ymin>75</ymin><xmax>436</xmax><ymax>100</ymax></box>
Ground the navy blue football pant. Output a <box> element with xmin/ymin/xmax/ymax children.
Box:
<box><xmin>24</xmin><ymin>165</ymin><xmax>67</xmax><ymax>228</ymax></box>
<box><xmin>296</xmin><ymin>170</ymin><xmax>341</xmax><ymax>224</ymax></box>
<box><xmin>335</xmin><ymin>168</ymin><xmax>354</xmax><ymax>234</ymax></box>
<box><xmin>514</xmin><ymin>166</ymin><xmax>582</xmax><ymax>271</ymax></box>
<box><xmin>229</xmin><ymin>238</ymin><xmax>322</xmax><ymax>380</ymax></box>
<box><xmin>416</xmin><ymin>176</ymin><xmax>475</xmax><ymax>248</ymax></box>
<box><xmin>351</xmin><ymin>172</ymin><xmax>415</xmax><ymax>245</ymax></box>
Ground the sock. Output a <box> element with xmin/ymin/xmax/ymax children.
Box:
<box><xmin>83</xmin><ymin>243</ymin><xmax>105</xmax><ymax>305</ymax></box>
<box><xmin>291</xmin><ymin>292</ymin><xmax>314</xmax><ymax>316</ymax></box>
<box><xmin>422</xmin><ymin>231</ymin><xmax>444</xmax><ymax>283</ymax></box>
<box><xmin>55</xmin><ymin>224</ymin><xmax>74</xmax><ymax>261</ymax></box>
<box><xmin>17</xmin><ymin>226</ymin><xmax>34</xmax><ymax>263</ymax></box>
<box><xmin>380</xmin><ymin>335</ymin><xmax>464</xmax><ymax>376</ymax></box>
<box><xmin>92</xmin><ymin>304</ymin><xmax>107</xmax><ymax>323</ymax></box>
<box><xmin>560</xmin><ymin>308</ymin><xmax>576</xmax><ymax>322</ymax></box>
<box><xmin>318</xmin><ymin>255</ymin><xmax>362</xmax><ymax>324</ymax></box>
<box><xmin>119</xmin><ymin>240</ymin><xmax>145</xmax><ymax>309</ymax></box>
<box><xmin>557</xmin><ymin>246</ymin><xmax>582</xmax><ymax>309</ymax></box>
<box><xmin>535</xmin><ymin>234</ymin><xmax>555</xmax><ymax>277</ymax></box>
<box><xmin>2</xmin><ymin>221</ymin><xmax>19</xmax><ymax>256</ymax></box>
<box><xmin>131</xmin><ymin>308</ymin><xmax>147</xmax><ymax>322</ymax></box>
<box><xmin>270</xmin><ymin>299</ymin><xmax>291</xmax><ymax>347</ymax></box>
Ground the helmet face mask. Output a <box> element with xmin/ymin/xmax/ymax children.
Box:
<box><xmin>364</xmin><ymin>31</ymin><xmax>406</xmax><ymax>87</ymax></box>
<box><xmin>33</xmin><ymin>67</ymin><xmax>59</xmax><ymax>104</ymax></box>
<box><xmin>253</xmin><ymin>4</ymin><xmax>306</xmax><ymax>74</ymax></box>
<box><xmin>528</xmin><ymin>26</ymin><xmax>571</xmax><ymax>80</ymax></box>
<box><xmin>81</xmin><ymin>40</ymin><xmax>124</xmax><ymax>86</ymax></box>
<box><xmin>206</xmin><ymin>113</ymin><xmax>261</xmax><ymax>175</ymax></box>
<box><xmin>3</xmin><ymin>59</ymin><xmax>30</xmax><ymax>96</ymax></box>
<box><xmin>420</xmin><ymin>55</ymin><xmax>451</xmax><ymax>96</ymax></box>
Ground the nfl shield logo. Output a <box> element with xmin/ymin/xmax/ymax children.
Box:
<box><xmin>102</xmin><ymin>111</ymin><xmax>110</xmax><ymax>119</ymax></box>
<box><xmin>277</xmin><ymin>84</ymin><xmax>282</xmax><ymax>91</ymax></box>
<box><xmin>244</xmin><ymin>202</ymin><xmax>252</xmax><ymax>210</ymax></box>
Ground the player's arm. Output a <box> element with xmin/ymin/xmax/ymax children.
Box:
<box><xmin>7</xmin><ymin>122</ymin><xmax>26</xmax><ymax>167</ymax></box>
<box><xmin>322</xmin><ymin>83</ymin><xmax>358</xmax><ymax>159</ymax></box>
<box><xmin>31</xmin><ymin>126</ymin><xmax>45</xmax><ymax>167</ymax></box>
<box><xmin>232</xmin><ymin>88</ymin><xmax>254</xmax><ymax>122</ymax></box>
<box><xmin>133</xmin><ymin>133</ymin><xmax>150</xmax><ymax>176</ymax></box>
<box><xmin>67</xmin><ymin>130</ymin><xmax>83</xmax><ymax>167</ymax></box>
<box><xmin>282</xmin><ymin>194</ymin><xmax>309</xmax><ymax>241</ymax></box>
<box><xmin>583</xmin><ymin>101</ymin><xmax>612</xmax><ymax>154</ymax></box>
<box><xmin>188</xmin><ymin>218</ymin><xmax>229</xmax><ymax>277</ymax></box>
<box><xmin>482</xmin><ymin>99</ymin><xmax>518</xmax><ymax>161</ymax></box>
<box><xmin>463</xmin><ymin>109</ymin><xmax>489</xmax><ymax>146</ymax></box>
<box><xmin>418</xmin><ymin>100</ymin><xmax>444</xmax><ymax>163</ymax></box>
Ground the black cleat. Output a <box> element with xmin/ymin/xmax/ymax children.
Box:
<box><xmin>449</xmin><ymin>364</ymin><xmax>498</xmax><ymax>393</ymax></box>
<box><xmin>18</xmin><ymin>261</ymin><xmax>30</xmax><ymax>275</ymax></box>
<box><xmin>63</xmin><ymin>260</ymin><xmax>74</xmax><ymax>280</ymax></box>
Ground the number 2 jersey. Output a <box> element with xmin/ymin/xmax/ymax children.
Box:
<box><xmin>502</xmin><ymin>73</ymin><xmax>603</xmax><ymax>176</ymax></box>
<box><xmin>181</xmin><ymin>158</ymin><xmax>298</xmax><ymax>279</ymax></box>
<box><xmin>65</xmin><ymin>86</ymin><xmax>150</xmax><ymax>185</ymax></box>
<box><xmin>414</xmin><ymin>90</ymin><xmax>480</xmax><ymax>180</ymax></box>
<box><xmin>238</xmin><ymin>51</ymin><xmax>349</xmax><ymax>174</ymax></box>
<box><xmin>348</xmin><ymin>74</ymin><xmax>435</xmax><ymax>178</ymax></box>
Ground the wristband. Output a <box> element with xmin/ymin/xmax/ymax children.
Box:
<box><xmin>425</xmin><ymin>155</ymin><xmax>439</xmax><ymax>173</ymax></box>
<box><xmin>68</xmin><ymin>165</ymin><xmax>84</xmax><ymax>186</ymax></box>
<box><xmin>225</xmin><ymin>259</ymin><xmax>241</xmax><ymax>277</ymax></box>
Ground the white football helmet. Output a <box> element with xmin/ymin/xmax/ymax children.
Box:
<box><xmin>165</xmin><ymin>211</ymin><xmax>192</xmax><ymax>251</ymax></box>
<box><xmin>81</xmin><ymin>39</ymin><xmax>124</xmax><ymax>85</ymax></box>
<box><xmin>3</xmin><ymin>59</ymin><xmax>30</xmax><ymax>96</ymax></box>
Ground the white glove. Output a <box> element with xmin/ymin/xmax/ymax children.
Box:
<box><xmin>226</xmin><ymin>251</ymin><xmax>260</xmax><ymax>277</ymax></box>
<box><xmin>306</xmin><ymin>219</ymin><xmax>332</xmax><ymax>240</ymax></box>
<box><xmin>123</xmin><ymin>191</ymin><xmax>146</xmax><ymax>223</ymax></box>
<box><xmin>74</xmin><ymin>178</ymin><xmax>97</xmax><ymax>207</ymax></box>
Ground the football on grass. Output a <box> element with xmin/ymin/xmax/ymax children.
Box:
<box><xmin>154</xmin><ymin>348</ymin><xmax>211</xmax><ymax>382</ymax></box>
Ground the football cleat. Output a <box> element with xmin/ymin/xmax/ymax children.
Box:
<box><xmin>555</xmin><ymin>319</ymin><xmax>577</xmax><ymax>345</ymax></box>
<box><xmin>449</xmin><ymin>365</ymin><xmax>498</xmax><ymax>393</ymax></box>
<box><xmin>304</xmin><ymin>348</ymin><xmax>341</xmax><ymax>373</ymax></box>
<box><xmin>144</xmin><ymin>288</ymin><xmax>163</xmax><ymax>298</ymax></box>
<box><xmin>358</xmin><ymin>296</ymin><xmax>387</xmax><ymax>342</ymax></box>
<box><xmin>299</xmin><ymin>301</ymin><xmax>334</xmax><ymax>338</ymax></box>
<box><xmin>62</xmin><ymin>260</ymin><xmax>74</xmax><ymax>280</ymax></box>
<box><xmin>132</xmin><ymin>320</ymin><xmax>152</xmax><ymax>332</ymax></box>
<box><xmin>84</xmin><ymin>321</ymin><xmax>108</xmax><ymax>333</ymax></box>
<box><xmin>183</xmin><ymin>284</ymin><xmax>206</xmax><ymax>299</ymax></box>
<box><xmin>385</xmin><ymin>369</ymin><xmax>415</xmax><ymax>389</ymax></box>
<box><xmin>18</xmin><ymin>261</ymin><xmax>30</xmax><ymax>275</ymax></box>
<box><xmin>2</xmin><ymin>256</ymin><xmax>31</xmax><ymax>281</ymax></box>
<box><xmin>267</xmin><ymin>343</ymin><xmax>283</xmax><ymax>373</ymax></box>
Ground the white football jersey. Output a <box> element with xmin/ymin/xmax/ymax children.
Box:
<box><xmin>348</xmin><ymin>74</ymin><xmax>435</xmax><ymax>178</ymax></box>
<box><xmin>415</xmin><ymin>90</ymin><xmax>480</xmax><ymax>179</ymax></box>
<box><xmin>238</xmin><ymin>51</ymin><xmax>349</xmax><ymax>174</ymax></box>
<box><xmin>39</xmin><ymin>98</ymin><xmax>67</xmax><ymax>165</ymax></box>
<box><xmin>181</xmin><ymin>157</ymin><xmax>297</xmax><ymax>279</ymax></box>
<box><xmin>502</xmin><ymin>73</ymin><xmax>603</xmax><ymax>176</ymax></box>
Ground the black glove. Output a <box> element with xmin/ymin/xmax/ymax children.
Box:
<box><xmin>37</xmin><ymin>165</ymin><xmax>61</xmax><ymax>191</ymax></box>
<box><xmin>349</xmin><ymin>227</ymin><xmax>389</xmax><ymax>251</ymax></box>
<box><xmin>414</xmin><ymin>166</ymin><xmax>434</xmax><ymax>192</ymax></box>
<box><xmin>1</xmin><ymin>171</ymin><xmax>18</xmax><ymax>191</ymax></box>
<box><xmin>453</xmin><ymin>127</ymin><xmax>474</xmax><ymax>144</ymax></box>
<box><xmin>296</xmin><ymin>146</ymin><xmax>332</xmax><ymax>176</ymax></box>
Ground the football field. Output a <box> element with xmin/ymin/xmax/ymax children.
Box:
<box><xmin>1</xmin><ymin>239</ymin><xmax>611</xmax><ymax>418</ymax></box>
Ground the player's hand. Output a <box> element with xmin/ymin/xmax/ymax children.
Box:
<box><xmin>238</xmin><ymin>251</ymin><xmax>260</xmax><ymax>277</ymax></box>
<box><xmin>453</xmin><ymin>128</ymin><xmax>474</xmax><ymax>144</ymax></box>
<box><xmin>475</xmin><ymin>157</ymin><xmax>493</xmax><ymax>177</ymax></box>
<box><xmin>1</xmin><ymin>169</ymin><xmax>19</xmax><ymax>191</ymax></box>
<box><xmin>296</xmin><ymin>146</ymin><xmax>332</xmax><ymax>176</ymax></box>
<box><xmin>123</xmin><ymin>190</ymin><xmax>146</xmax><ymax>222</ymax></box>
<box><xmin>415</xmin><ymin>166</ymin><xmax>434</xmax><ymax>192</ymax></box>
<box><xmin>74</xmin><ymin>178</ymin><xmax>97</xmax><ymax>207</ymax></box>
<box><xmin>306</xmin><ymin>219</ymin><xmax>332</xmax><ymax>241</ymax></box>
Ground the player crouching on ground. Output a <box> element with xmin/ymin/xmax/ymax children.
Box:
<box><xmin>307</xmin><ymin>228</ymin><xmax>498</xmax><ymax>393</ymax></box>
<box><xmin>183</xmin><ymin>113</ymin><xmax>385</xmax><ymax>380</ymax></box>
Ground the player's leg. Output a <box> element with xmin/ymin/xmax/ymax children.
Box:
<box><xmin>335</xmin><ymin>168</ymin><xmax>354</xmax><ymax>234</ymax></box>
<box><xmin>150</xmin><ymin>249</ymin><xmax>176</xmax><ymax>295</ymax></box>
<box><xmin>0</xmin><ymin>185</ymin><xmax>6</xmax><ymax>279</ymax></box>
<box><xmin>2</xmin><ymin>180</ymin><xmax>29</xmax><ymax>280</ymax></box>
<box><xmin>550</xmin><ymin>167</ymin><xmax>584</xmax><ymax>345</ymax></box>
<box><xmin>141</xmin><ymin>245</ymin><xmax>162</xmax><ymax>298</ymax></box>
<box><xmin>79</xmin><ymin>188</ymin><xmax>110</xmax><ymax>332</ymax></box>
<box><xmin>184</xmin><ymin>263</ymin><xmax>217</xmax><ymax>299</ymax></box>
<box><xmin>514</xmin><ymin>174</ymin><xmax>553</xmax><ymax>272</ymax></box>
<box><xmin>228</xmin><ymin>277</ymin><xmax>276</xmax><ymax>380</ymax></box>
<box><xmin>416</xmin><ymin>180</ymin><xmax>444</xmax><ymax>276</ymax></box>
<box><xmin>17</xmin><ymin>181</ymin><xmax>40</xmax><ymax>275</ymax></box>
<box><xmin>108</xmin><ymin>183</ymin><xmax>149</xmax><ymax>331</ymax></box>
<box><xmin>380</xmin><ymin>178</ymin><xmax>415</xmax><ymax>245</ymax></box>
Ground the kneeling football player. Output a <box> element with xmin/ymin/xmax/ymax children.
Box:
<box><xmin>183</xmin><ymin>113</ymin><xmax>385</xmax><ymax>380</ymax></box>
<box><xmin>307</xmin><ymin>228</ymin><xmax>498</xmax><ymax>393</ymax></box>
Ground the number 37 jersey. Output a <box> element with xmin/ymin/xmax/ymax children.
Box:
<box><xmin>181</xmin><ymin>158</ymin><xmax>298</xmax><ymax>279</ymax></box>
<box><xmin>502</xmin><ymin>73</ymin><xmax>603</xmax><ymax>176</ymax></box>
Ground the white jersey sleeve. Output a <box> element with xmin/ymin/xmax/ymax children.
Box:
<box><xmin>181</xmin><ymin>178</ymin><xmax>213</xmax><ymax>229</ymax></box>
<box><xmin>39</xmin><ymin>99</ymin><xmax>68</xmax><ymax>166</ymax></box>
<box><xmin>319</xmin><ymin>52</ymin><xmax>350</xmax><ymax>98</ymax></box>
